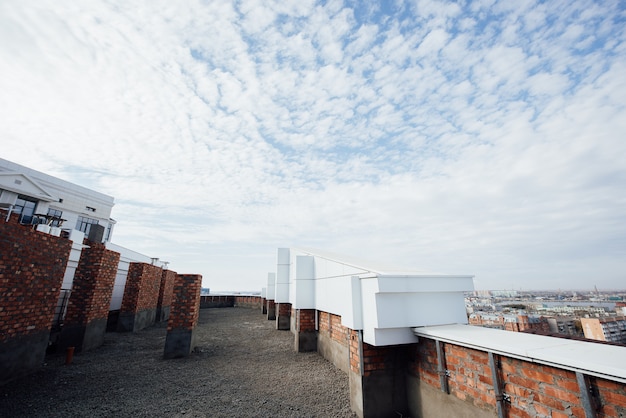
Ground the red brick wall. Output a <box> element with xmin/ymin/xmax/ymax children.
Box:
<box><xmin>348</xmin><ymin>331</ymin><xmax>400</xmax><ymax>376</ymax></box>
<box><xmin>167</xmin><ymin>274</ymin><xmax>202</xmax><ymax>331</ymax></box>
<box><xmin>200</xmin><ymin>295</ymin><xmax>234</xmax><ymax>308</ymax></box>
<box><xmin>0</xmin><ymin>214</ymin><xmax>72</xmax><ymax>341</ymax></box>
<box><xmin>410</xmin><ymin>337</ymin><xmax>626</xmax><ymax>417</ymax></box>
<box><xmin>318</xmin><ymin>311</ymin><xmax>349</xmax><ymax>346</ymax></box>
<box><xmin>197</xmin><ymin>295</ymin><xmax>263</xmax><ymax>308</ymax></box>
<box><xmin>502</xmin><ymin>357</ymin><xmax>626</xmax><ymax>417</ymax></box>
<box><xmin>296</xmin><ymin>309</ymin><xmax>316</xmax><ymax>332</ymax></box>
<box><xmin>267</xmin><ymin>299</ymin><xmax>275</xmax><ymax>311</ymax></box>
<box><xmin>349</xmin><ymin>330</ymin><xmax>360</xmax><ymax>374</ymax></box>
<box><xmin>120</xmin><ymin>262</ymin><xmax>162</xmax><ymax>314</ymax></box>
<box><xmin>64</xmin><ymin>242</ymin><xmax>120</xmax><ymax>325</ymax></box>
<box><xmin>411</xmin><ymin>338</ymin><xmax>439</xmax><ymax>388</ymax></box>
<box><xmin>234</xmin><ymin>296</ymin><xmax>262</xmax><ymax>308</ymax></box>
<box><xmin>445</xmin><ymin>344</ymin><xmax>494</xmax><ymax>411</ymax></box>
<box><xmin>596</xmin><ymin>378</ymin><xmax>626</xmax><ymax>417</ymax></box>
<box><xmin>157</xmin><ymin>269</ymin><xmax>176</xmax><ymax>310</ymax></box>
<box><xmin>277</xmin><ymin>302</ymin><xmax>291</xmax><ymax>316</ymax></box>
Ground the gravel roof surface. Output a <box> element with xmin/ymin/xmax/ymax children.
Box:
<box><xmin>1</xmin><ymin>307</ymin><xmax>356</xmax><ymax>418</ymax></box>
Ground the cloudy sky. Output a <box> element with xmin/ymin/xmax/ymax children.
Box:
<box><xmin>1</xmin><ymin>0</ymin><xmax>625</xmax><ymax>292</ymax></box>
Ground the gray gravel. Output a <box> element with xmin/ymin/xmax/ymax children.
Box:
<box><xmin>0</xmin><ymin>307</ymin><xmax>356</xmax><ymax>417</ymax></box>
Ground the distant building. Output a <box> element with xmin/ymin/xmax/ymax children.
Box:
<box><xmin>581</xmin><ymin>316</ymin><xmax>626</xmax><ymax>344</ymax></box>
<box><xmin>469</xmin><ymin>312</ymin><xmax>549</xmax><ymax>333</ymax></box>
<box><xmin>546</xmin><ymin>317</ymin><xmax>583</xmax><ymax>338</ymax></box>
<box><xmin>0</xmin><ymin>158</ymin><xmax>116</xmax><ymax>242</ymax></box>
<box><xmin>490</xmin><ymin>290</ymin><xmax>518</xmax><ymax>298</ymax></box>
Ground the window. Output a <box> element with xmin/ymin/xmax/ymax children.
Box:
<box><xmin>105</xmin><ymin>223</ymin><xmax>113</xmax><ymax>242</ymax></box>
<box><xmin>47</xmin><ymin>208</ymin><xmax>64</xmax><ymax>227</ymax></box>
<box><xmin>14</xmin><ymin>195</ymin><xmax>37</xmax><ymax>224</ymax></box>
<box><xmin>76</xmin><ymin>216</ymin><xmax>99</xmax><ymax>235</ymax></box>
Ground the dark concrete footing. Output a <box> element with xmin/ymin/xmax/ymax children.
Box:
<box><xmin>59</xmin><ymin>318</ymin><xmax>107</xmax><ymax>352</ymax></box>
<box><xmin>350</xmin><ymin>346</ymin><xmax>409</xmax><ymax>418</ymax></box>
<box><xmin>0</xmin><ymin>331</ymin><xmax>49</xmax><ymax>385</ymax></box>
<box><xmin>295</xmin><ymin>330</ymin><xmax>318</xmax><ymax>352</ymax></box>
<box><xmin>163</xmin><ymin>328</ymin><xmax>196</xmax><ymax>359</ymax></box>
<box><xmin>276</xmin><ymin>314</ymin><xmax>290</xmax><ymax>330</ymax></box>
<box><xmin>266</xmin><ymin>301</ymin><xmax>276</xmax><ymax>320</ymax></box>
<box><xmin>360</xmin><ymin>370</ymin><xmax>408</xmax><ymax>417</ymax></box>
<box><xmin>156</xmin><ymin>305</ymin><xmax>171</xmax><ymax>323</ymax></box>
<box><xmin>117</xmin><ymin>308</ymin><xmax>156</xmax><ymax>332</ymax></box>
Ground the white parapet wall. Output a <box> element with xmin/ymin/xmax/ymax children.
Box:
<box><xmin>105</xmin><ymin>242</ymin><xmax>154</xmax><ymax>311</ymax></box>
<box><xmin>275</xmin><ymin>248</ymin><xmax>290</xmax><ymax>303</ymax></box>
<box><xmin>266</xmin><ymin>272</ymin><xmax>276</xmax><ymax>301</ymax></box>
<box><xmin>271</xmin><ymin>247</ymin><xmax>475</xmax><ymax>346</ymax></box>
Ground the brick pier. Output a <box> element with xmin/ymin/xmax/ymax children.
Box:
<box><xmin>0</xmin><ymin>214</ymin><xmax>72</xmax><ymax>384</ymax></box>
<box><xmin>59</xmin><ymin>241</ymin><xmax>120</xmax><ymax>352</ymax></box>
<box><xmin>163</xmin><ymin>274</ymin><xmax>202</xmax><ymax>359</ymax></box>
<box><xmin>117</xmin><ymin>262</ymin><xmax>162</xmax><ymax>332</ymax></box>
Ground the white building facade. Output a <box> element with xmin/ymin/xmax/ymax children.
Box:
<box><xmin>0</xmin><ymin>158</ymin><xmax>163</xmax><ymax>313</ymax></box>
<box><xmin>0</xmin><ymin>158</ymin><xmax>116</xmax><ymax>241</ymax></box>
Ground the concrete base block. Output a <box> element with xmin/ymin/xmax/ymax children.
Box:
<box><xmin>349</xmin><ymin>370</ymin><xmax>364</xmax><ymax>418</ymax></box>
<box><xmin>82</xmin><ymin>318</ymin><xmax>108</xmax><ymax>351</ymax></box>
<box><xmin>407</xmin><ymin>375</ymin><xmax>494</xmax><ymax>418</ymax></box>
<box><xmin>276</xmin><ymin>314</ymin><xmax>290</xmax><ymax>330</ymax></box>
<box><xmin>156</xmin><ymin>305</ymin><xmax>171</xmax><ymax>323</ymax></box>
<box><xmin>361</xmin><ymin>370</ymin><xmax>408</xmax><ymax>417</ymax></box>
<box><xmin>349</xmin><ymin>349</ymin><xmax>409</xmax><ymax>418</ymax></box>
<box><xmin>266</xmin><ymin>302</ymin><xmax>276</xmax><ymax>320</ymax></box>
<box><xmin>295</xmin><ymin>331</ymin><xmax>317</xmax><ymax>352</ymax></box>
<box><xmin>164</xmin><ymin>328</ymin><xmax>196</xmax><ymax>359</ymax></box>
<box><xmin>0</xmin><ymin>331</ymin><xmax>49</xmax><ymax>385</ymax></box>
<box><xmin>106</xmin><ymin>310</ymin><xmax>120</xmax><ymax>331</ymax></box>
<box><xmin>59</xmin><ymin>318</ymin><xmax>107</xmax><ymax>352</ymax></box>
<box><xmin>116</xmin><ymin>312</ymin><xmax>136</xmax><ymax>332</ymax></box>
<box><xmin>117</xmin><ymin>308</ymin><xmax>157</xmax><ymax>332</ymax></box>
<box><xmin>318</xmin><ymin>332</ymin><xmax>350</xmax><ymax>374</ymax></box>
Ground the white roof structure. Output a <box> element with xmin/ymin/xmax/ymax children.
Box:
<box><xmin>269</xmin><ymin>247</ymin><xmax>474</xmax><ymax>346</ymax></box>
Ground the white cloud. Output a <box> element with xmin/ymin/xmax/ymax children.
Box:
<box><xmin>1</xmin><ymin>0</ymin><xmax>624</xmax><ymax>291</ymax></box>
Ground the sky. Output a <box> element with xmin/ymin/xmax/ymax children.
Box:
<box><xmin>1</xmin><ymin>0</ymin><xmax>625</xmax><ymax>292</ymax></box>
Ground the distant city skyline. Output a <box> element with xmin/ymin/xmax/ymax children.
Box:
<box><xmin>1</xmin><ymin>1</ymin><xmax>625</xmax><ymax>291</ymax></box>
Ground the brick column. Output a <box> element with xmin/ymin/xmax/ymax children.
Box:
<box><xmin>295</xmin><ymin>309</ymin><xmax>317</xmax><ymax>352</ymax></box>
<box><xmin>117</xmin><ymin>262</ymin><xmax>162</xmax><ymax>332</ymax></box>
<box><xmin>261</xmin><ymin>297</ymin><xmax>267</xmax><ymax>314</ymax></box>
<box><xmin>164</xmin><ymin>274</ymin><xmax>202</xmax><ymax>359</ymax></box>
<box><xmin>266</xmin><ymin>299</ymin><xmax>276</xmax><ymax>320</ymax></box>
<box><xmin>276</xmin><ymin>302</ymin><xmax>291</xmax><ymax>330</ymax></box>
<box><xmin>60</xmin><ymin>242</ymin><xmax>120</xmax><ymax>352</ymax></box>
<box><xmin>0</xmin><ymin>217</ymin><xmax>72</xmax><ymax>384</ymax></box>
<box><xmin>156</xmin><ymin>269</ymin><xmax>176</xmax><ymax>322</ymax></box>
